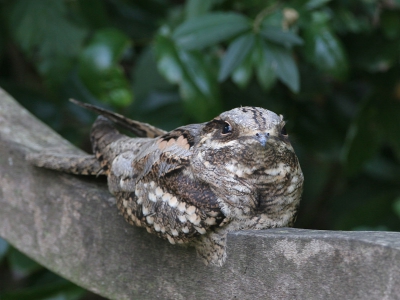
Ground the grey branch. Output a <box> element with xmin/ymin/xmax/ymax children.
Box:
<box><xmin>1</xmin><ymin>88</ymin><xmax>400</xmax><ymax>300</ymax></box>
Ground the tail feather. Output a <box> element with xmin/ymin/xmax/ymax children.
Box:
<box><xmin>27</xmin><ymin>153</ymin><xmax>104</xmax><ymax>176</ymax></box>
<box><xmin>70</xmin><ymin>99</ymin><xmax>166</xmax><ymax>138</ymax></box>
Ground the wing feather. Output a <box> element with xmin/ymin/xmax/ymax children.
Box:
<box><xmin>111</xmin><ymin>124</ymin><xmax>226</xmax><ymax>243</ymax></box>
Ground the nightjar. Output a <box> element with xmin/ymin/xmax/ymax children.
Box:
<box><xmin>28</xmin><ymin>100</ymin><xmax>304</xmax><ymax>266</ymax></box>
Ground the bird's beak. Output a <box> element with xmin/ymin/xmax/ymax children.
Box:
<box><xmin>255</xmin><ymin>133</ymin><xmax>270</xmax><ymax>147</ymax></box>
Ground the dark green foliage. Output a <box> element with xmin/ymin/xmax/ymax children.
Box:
<box><xmin>0</xmin><ymin>240</ymin><xmax>94</xmax><ymax>300</ymax></box>
<box><xmin>1</xmin><ymin>0</ymin><xmax>400</xmax><ymax>297</ymax></box>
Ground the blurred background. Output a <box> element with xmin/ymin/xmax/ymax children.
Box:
<box><xmin>1</xmin><ymin>0</ymin><xmax>400</xmax><ymax>298</ymax></box>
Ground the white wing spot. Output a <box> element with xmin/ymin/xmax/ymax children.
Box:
<box><xmin>186</xmin><ymin>206</ymin><xmax>196</xmax><ymax>215</ymax></box>
<box><xmin>205</xmin><ymin>217</ymin><xmax>216</xmax><ymax>225</ymax></box>
<box><xmin>168</xmin><ymin>197</ymin><xmax>178</xmax><ymax>208</ymax></box>
<box><xmin>134</xmin><ymin>218</ymin><xmax>141</xmax><ymax>226</ymax></box>
<box><xmin>235</xmin><ymin>169</ymin><xmax>243</xmax><ymax>177</ymax></box>
<box><xmin>208</xmin><ymin>211</ymin><xmax>219</xmax><ymax>217</ymax></box>
<box><xmin>187</xmin><ymin>213</ymin><xmax>201</xmax><ymax>225</ymax></box>
<box><xmin>148</xmin><ymin>193</ymin><xmax>157</xmax><ymax>202</ymax></box>
<box><xmin>162</xmin><ymin>193</ymin><xmax>171</xmax><ymax>202</ymax></box>
<box><xmin>177</xmin><ymin>202</ymin><xmax>186</xmax><ymax>213</ymax></box>
<box><xmin>155</xmin><ymin>186</ymin><xmax>163</xmax><ymax>197</ymax></box>
<box><xmin>178</xmin><ymin>215</ymin><xmax>186</xmax><ymax>223</ymax></box>
<box><xmin>194</xmin><ymin>226</ymin><xmax>206</xmax><ymax>234</ymax></box>
<box><xmin>167</xmin><ymin>234</ymin><xmax>176</xmax><ymax>244</ymax></box>
<box><xmin>142</xmin><ymin>206</ymin><xmax>149</xmax><ymax>216</ymax></box>
<box><xmin>146</xmin><ymin>216</ymin><xmax>154</xmax><ymax>225</ymax></box>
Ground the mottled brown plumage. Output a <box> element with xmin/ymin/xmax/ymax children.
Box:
<box><xmin>27</xmin><ymin>100</ymin><xmax>304</xmax><ymax>266</ymax></box>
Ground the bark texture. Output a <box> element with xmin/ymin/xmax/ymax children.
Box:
<box><xmin>1</xmin><ymin>88</ymin><xmax>400</xmax><ymax>300</ymax></box>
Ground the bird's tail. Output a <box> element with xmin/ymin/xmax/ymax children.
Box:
<box><xmin>70</xmin><ymin>99</ymin><xmax>166</xmax><ymax>138</ymax></box>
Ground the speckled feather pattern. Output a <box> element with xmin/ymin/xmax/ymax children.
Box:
<box><xmin>27</xmin><ymin>101</ymin><xmax>304</xmax><ymax>266</ymax></box>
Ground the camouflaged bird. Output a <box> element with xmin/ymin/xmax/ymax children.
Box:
<box><xmin>28</xmin><ymin>100</ymin><xmax>304</xmax><ymax>266</ymax></box>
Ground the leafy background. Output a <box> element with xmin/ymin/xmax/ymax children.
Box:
<box><xmin>1</xmin><ymin>0</ymin><xmax>400</xmax><ymax>298</ymax></box>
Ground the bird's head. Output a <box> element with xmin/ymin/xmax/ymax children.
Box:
<box><xmin>192</xmin><ymin>106</ymin><xmax>303</xmax><ymax>219</ymax></box>
<box><xmin>195</xmin><ymin>106</ymin><xmax>297</xmax><ymax>169</ymax></box>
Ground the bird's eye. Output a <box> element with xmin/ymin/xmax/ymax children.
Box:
<box><xmin>281</xmin><ymin>125</ymin><xmax>287</xmax><ymax>136</ymax></box>
<box><xmin>222</xmin><ymin>122</ymin><xmax>232</xmax><ymax>134</ymax></box>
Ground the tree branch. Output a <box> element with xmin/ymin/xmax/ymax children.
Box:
<box><xmin>1</xmin><ymin>87</ymin><xmax>400</xmax><ymax>299</ymax></box>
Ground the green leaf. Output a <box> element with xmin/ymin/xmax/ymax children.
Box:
<box><xmin>179</xmin><ymin>50</ymin><xmax>218</xmax><ymax>101</ymax></box>
<box><xmin>259</xmin><ymin>10</ymin><xmax>284</xmax><ymax>28</ymax></box>
<box><xmin>341</xmin><ymin>100</ymin><xmax>381</xmax><ymax>176</ymax></box>
<box><xmin>8</xmin><ymin>0</ymin><xmax>87</xmax><ymax>56</ymax></box>
<box><xmin>155</xmin><ymin>32</ymin><xmax>221</xmax><ymax>121</ymax></box>
<box><xmin>6</xmin><ymin>0</ymin><xmax>88</xmax><ymax>90</ymax></box>
<box><xmin>77</xmin><ymin>0</ymin><xmax>109</xmax><ymax>28</ymax></box>
<box><xmin>0</xmin><ymin>237</ymin><xmax>9</xmax><ymax>263</ymax></box>
<box><xmin>265</xmin><ymin>42</ymin><xmax>300</xmax><ymax>93</ymax></box>
<box><xmin>185</xmin><ymin>0</ymin><xmax>214</xmax><ymax>19</ymax></box>
<box><xmin>7</xmin><ymin>247</ymin><xmax>42</xmax><ymax>278</ymax></box>
<box><xmin>232</xmin><ymin>50</ymin><xmax>253</xmax><ymax>89</ymax></box>
<box><xmin>333</xmin><ymin>9</ymin><xmax>370</xmax><ymax>34</ymax></box>
<box><xmin>0</xmin><ymin>279</ymin><xmax>85</xmax><ymax>300</ymax></box>
<box><xmin>255</xmin><ymin>39</ymin><xmax>277</xmax><ymax>91</ymax></box>
<box><xmin>303</xmin><ymin>12</ymin><xmax>349</xmax><ymax>79</ymax></box>
<box><xmin>393</xmin><ymin>196</ymin><xmax>400</xmax><ymax>219</ymax></box>
<box><xmin>218</xmin><ymin>33</ymin><xmax>255</xmax><ymax>82</ymax></box>
<box><xmin>88</xmin><ymin>28</ymin><xmax>132</xmax><ymax>66</ymax></box>
<box><xmin>259</xmin><ymin>26</ymin><xmax>303</xmax><ymax>47</ymax></box>
<box><xmin>305</xmin><ymin>0</ymin><xmax>332</xmax><ymax>10</ymax></box>
<box><xmin>173</xmin><ymin>12</ymin><xmax>251</xmax><ymax>50</ymax></box>
<box><xmin>156</xmin><ymin>30</ymin><xmax>186</xmax><ymax>83</ymax></box>
<box><xmin>132</xmin><ymin>46</ymin><xmax>173</xmax><ymax>103</ymax></box>
<box><xmin>78</xmin><ymin>28</ymin><xmax>133</xmax><ymax>107</ymax></box>
<box><xmin>99</xmin><ymin>0</ymin><xmax>164</xmax><ymax>40</ymax></box>
<box><xmin>381</xmin><ymin>10</ymin><xmax>400</xmax><ymax>40</ymax></box>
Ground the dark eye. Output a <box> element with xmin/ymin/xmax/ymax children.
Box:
<box><xmin>281</xmin><ymin>125</ymin><xmax>287</xmax><ymax>136</ymax></box>
<box><xmin>222</xmin><ymin>122</ymin><xmax>232</xmax><ymax>134</ymax></box>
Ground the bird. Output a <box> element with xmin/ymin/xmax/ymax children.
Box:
<box><xmin>27</xmin><ymin>100</ymin><xmax>304</xmax><ymax>266</ymax></box>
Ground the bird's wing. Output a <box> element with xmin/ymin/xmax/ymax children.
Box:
<box><xmin>113</xmin><ymin>124</ymin><xmax>226</xmax><ymax>243</ymax></box>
